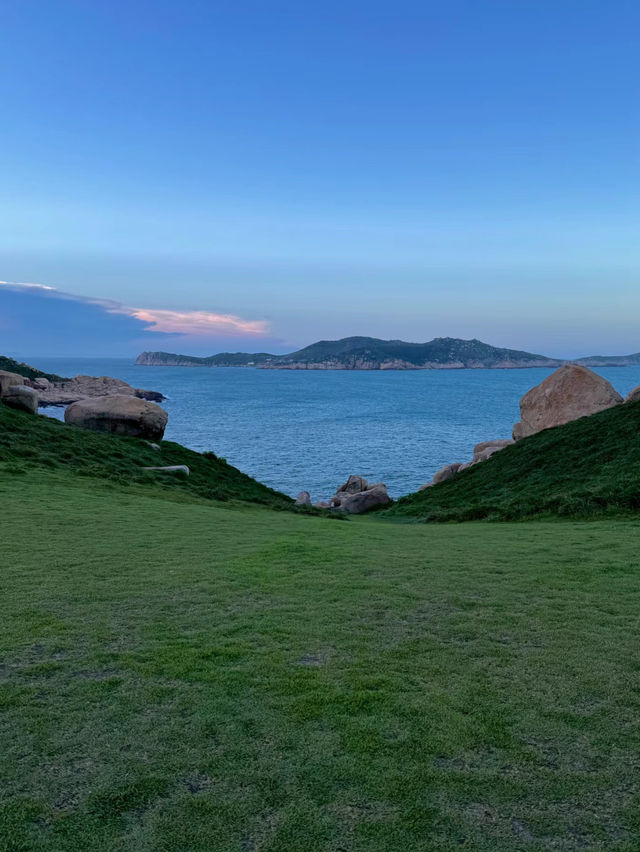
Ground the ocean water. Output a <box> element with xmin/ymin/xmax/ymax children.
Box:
<box><xmin>35</xmin><ymin>357</ymin><xmax>640</xmax><ymax>500</ymax></box>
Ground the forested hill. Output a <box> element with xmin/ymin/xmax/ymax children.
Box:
<box><xmin>136</xmin><ymin>337</ymin><xmax>563</xmax><ymax>370</ymax></box>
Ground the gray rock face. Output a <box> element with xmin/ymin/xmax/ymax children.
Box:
<box><xmin>433</xmin><ymin>463</ymin><xmax>461</xmax><ymax>484</ymax></box>
<box><xmin>0</xmin><ymin>370</ymin><xmax>25</xmax><ymax>396</ymax></box>
<box><xmin>338</xmin><ymin>484</ymin><xmax>391</xmax><ymax>514</ymax></box>
<box><xmin>2</xmin><ymin>385</ymin><xmax>38</xmax><ymax>414</ymax></box>
<box><xmin>513</xmin><ymin>365</ymin><xmax>622</xmax><ymax>439</ymax></box>
<box><xmin>295</xmin><ymin>491</ymin><xmax>312</xmax><ymax>506</ymax></box>
<box><xmin>65</xmin><ymin>395</ymin><xmax>168</xmax><ymax>440</ymax></box>
<box><xmin>30</xmin><ymin>377</ymin><xmax>51</xmax><ymax>391</ymax></box>
<box><xmin>625</xmin><ymin>385</ymin><xmax>640</xmax><ymax>404</ymax></box>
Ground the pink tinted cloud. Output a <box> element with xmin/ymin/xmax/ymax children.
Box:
<box><xmin>127</xmin><ymin>307</ymin><xmax>269</xmax><ymax>337</ymax></box>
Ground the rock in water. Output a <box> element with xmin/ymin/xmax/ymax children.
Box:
<box><xmin>0</xmin><ymin>370</ymin><xmax>26</xmax><ymax>396</ymax></box>
<box><xmin>65</xmin><ymin>395</ymin><xmax>168</xmax><ymax>440</ymax></box>
<box><xmin>1</xmin><ymin>385</ymin><xmax>38</xmax><ymax>414</ymax></box>
<box><xmin>513</xmin><ymin>365</ymin><xmax>622</xmax><ymax>440</ymax></box>
<box><xmin>295</xmin><ymin>491</ymin><xmax>312</xmax><ymax>506</ymax></box>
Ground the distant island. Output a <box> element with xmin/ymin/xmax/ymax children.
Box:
<box><xmin>137</xmin><ymin>336</ymin><xmax>571</xmax><ymax>370</ymax></box>
<box><xmin>136</xmin><ymin>336</ymin><xmax>640</xmax><ymax>370</ymax></box>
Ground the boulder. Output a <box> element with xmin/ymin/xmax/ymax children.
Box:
<box><xmin>513</xmin><ymin>365</ymin><xmax>622</xmax><ymax>440</ymax></box>
<box><xmin>295</xmin><ymin>491</ymin><xmax>312</xmax><ymax>506</ymax></box>
<box><xmin>30</xmin><ymin>377</ymin><xmax>51</xmax><ymax>391</ymax></box>
<box><xmin>625</xmin><ymin>385</ymin><xmax>640</xmax><ymax>404</ymax></box>
<box><xmin>433</xmin><ymin>462</ymin><xmax>461</xmax><ymax>484</ymax></box>
<box><xmin>65</xmin><ymin>395</ymin><xmax>168</xmax><ymax>440</ymax></box>
<box><xmin>418</xmin><ymin>482</ymin><xmax>433</xmax><ymax>491</ymax></box>
<box><xmin>1</xmin><ymin>385</ymin><xmax>38</xmax><ymax>414</ymax></box>
<box><xmin>336</xmin><ymin>475</ymin><xmax>369</xmax><ymax>494</ymax></box>
<box><xmin>0</xmin><ymin>370</ymin><xmax>25</xmax><ymax>396</ymax></box>
<box><xmin>38</xmin><ymin>374</ymin><xmax>166</xmax><ymax>407</ymax></box>
<box><xmin>313</xmin><ymin>501</ymin><xmax>331</xmax><ymax>509</ymax></box>
<box><xmin>472</xmin><ymin>445</ymin><xmax>506</xmax><ymax>465</ymax></box>
<box><xmin>472</xmin><ymin>439</ymin><xmax>513</xmax><ymax>462</ymax></box>
<box><xmin>338</xmin><ymin>484</ymin><xmax>391</xmax><ymax>514</ymax></box>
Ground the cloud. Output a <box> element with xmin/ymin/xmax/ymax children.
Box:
<box><xmin>0</xmin><ymin>281</ymin><xmax>269</xmax><ymax>338</ymax></box>
<box><xmin>125</xmin><ymin>307</ymin><xmax>269</xmax><ymax>336</ymax></box>
<box><xmin>0</xmin><ymin>280</ymin><xmax>273</xmax><ymax>357</ymax></box>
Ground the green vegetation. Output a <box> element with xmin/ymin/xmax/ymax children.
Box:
<box><xmin>386</xmin><ymin>400</ymin><xmax>640</xmax><ymax>522</ymax></box>
<box><xmin>0</xmin><ymin>403</ymin><xmax>291</xmax><ymax>509</ymax></box>
<box><xmin>2</xmin><ymin>469</ymin><xmax>640</xmax><ymax>850</ymax></box>
<box><xmin>137</xmin><ymin>336</ymin><xmax>561</xmax><ymax>369</ymax></box>
<box><xmin>0</xmin><ymin>354</ymin><xmax>67</xmax><ymax>383</ymax></box>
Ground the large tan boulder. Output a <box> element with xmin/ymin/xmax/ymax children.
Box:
<box><xmin>0</xmin><ymin>370</ymin><xmax>25</xmax><ymax>396</ymax></box>
<box><xmin>625</xmin><ymin>385</ymin><xmax>640</xmax><ymax>404</ymax></box>
<box><xmin>513</xmin><ymin>365</ymin><xmax>622</xmax><ymax>440</ymax></box>
<box><xmin>65</xmin><ymin>395</ymin><xmax>168</xmax><ymax>439</ymax></box>
<box><xmin>336</xmin><ymin>475</ymin><xmax>369</xmax><ymax>494</ymax></box>
<box><xmin>2</xmin><ymin>385</ymin><xmax>38</xmax><ymax>414</ymax></box>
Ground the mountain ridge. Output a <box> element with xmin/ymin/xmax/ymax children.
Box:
<box><xmin>136</xmin><ymin>336</ymin><xmax>566</xmax><ymax>370</ymax></box>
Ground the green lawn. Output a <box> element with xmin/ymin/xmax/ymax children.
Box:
<box><xmin>2</xmin><ymin>470</ymin><xmax>640</xmax><ymax>850</ymax></box>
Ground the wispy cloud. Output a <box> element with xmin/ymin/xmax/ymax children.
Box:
<box><xmin>0</xmin><ymin>280</ymin><xmax>270</xmax><ymax>339</ymax></box>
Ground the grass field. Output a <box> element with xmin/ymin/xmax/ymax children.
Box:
<box><xmin>2</xmin><ymin>469</ymin><xmax>640</xmax><ymax>851</ymax></box>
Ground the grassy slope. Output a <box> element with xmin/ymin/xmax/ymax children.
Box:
<box><xmin>1</xmin><ymin>470</ymin><xmax>640</xmax><ymax>851</ymax></box>
<box><xmin>386</xmin><ymin>400</ymin><xmax>640</xmax><ymax>522</ymax></box>
<box><xmin>0</xmin><ymin>355</ymin><xmax>67</xmax><ymax>383</ymax></box>
<box><xmin>0</xmin><ymin>403</ymin><xmax>292</xmax><ymax>509</ymax></box>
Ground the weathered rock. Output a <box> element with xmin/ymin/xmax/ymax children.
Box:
<box><xmin>625</xmin><ymin>385</ymin><xmax>640</xmax><ymax>404</ymax></box>
<box><xmin>29</xmin><ymin>377</ymin><xmax>51</xmax><ymax>391</ymax></box>
<box><xmin>143</xmin><ymin>465</ymin><xmax>189</xmax><ymax>475</ymax></box>
<box><xmin>295</xmin><ymin>491</ymin><xmax>312</xmax><ymax>506</ymax></box>
<box><xmin>1</xmin><ymin>385</ymin><xmax>38</xmax><ymax>414</ymax></box>
<box><xmin>433</xmin><ymin>462</ymin><xmax>461</xmax><ymax>484</ymax></box>
<box><xmin>418</xmin><ymin>482</ymin><xmax>433</xmax><ymax>491</ymax></box>
<box><xmin>146</xmin><ymin>442</ymin><xmax>161</xmax><ymax>451</ymax></box>
<box><xmin>39</xmin><ymin>374</ymin><xmax>165</xmax><ymax>407</ymax></box>
<box><xmin>338</xmin><ymin>484</ymin><xmax>391</xmax><ymax>514</ymax></box>
<box><xmin>336</xmin><ymin>475</ymin><xmax>369</xmax><ymax>494</ymax></box>
<box><xmin>65</xmin><ymin>395</ymin><xmax>168</xmax><ymax>439</ymax></box>
<box><xmin>313</xmin><ymin>501</ymin><xmax>331</xmax><ymax>509</ymax></box>
<box><xmin>472</xmin><ymin>445</ymin><xmax>506</xmax><ymax>465</ymax></box>
<box><xmin>513</xmin><ymin>365</ymin><xmax>622</xmax><ymax>440</ymax></box>
<box><xmin>0</xmin><ymin>370</ymin><xmax>25</xmax><ymax>396</ymax></box>
<box><xmin>472</xmin><ymin>439</ymin><xmax>513</xmax><ymax>462</ymax></box>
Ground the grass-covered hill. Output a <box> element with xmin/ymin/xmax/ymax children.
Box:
<box><xmin>386</xmin><ymin>399</ymin><xmax>640</xmax><ymax>522</ymax></box>
<box><xmin>137</xmin><ymin>336</ymin><xmax>562</xmax><ymax>369</ymax></box>
<box><xmin>0</xmin><ymin>354</ymin><xmax>67</xmax><ymax>382</ymax></box>
<box><xmin>0</xmin><ymin>402</ymin><xmax>292</xmax><ymax>509</ymax></box>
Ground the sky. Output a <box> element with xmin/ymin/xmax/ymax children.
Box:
<box><xmin>1</xmin><ymin>0</ymin><xmax>639</xmax><ymax>358</ymax></box>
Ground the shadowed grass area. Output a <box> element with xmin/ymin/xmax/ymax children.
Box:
<box><xmin>385</xmin><ymin>400</ymin><xmax>640</xmax><ymax>522</ymax></box>
<box><xmin>1</xmin><ymin>470</ymin><xmax>640</xmax><ymax>850</ymax></box>
<box><xmin>0</xmin><ymin>402</ymin><xmax>292</xmax><ymax>508</ymax></box>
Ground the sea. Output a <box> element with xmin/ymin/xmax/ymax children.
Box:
<box><xmin>34</xmin><ymin>358</ymin><xmax>640</xmax><ymax>501</ymax></box>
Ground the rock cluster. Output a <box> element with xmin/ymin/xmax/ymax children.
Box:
<box><xmin>297</xmin><ymin>475</ymin><xmax>391</xmax><ymax>514</ymax></box>
<box><xmin>417</xmin><ymin>364</ymin><xmax>630</xmax><ymax>492</ymax></box>
<box><xmin>33</xmin><ymin>374</ymin><xmax>165</xmax><ymax>407</ymax></box>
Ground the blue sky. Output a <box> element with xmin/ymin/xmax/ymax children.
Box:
<box><xmin>1</xmin><ymin>0</ymin><xmax>639</xmax><ymax>358</ymax></box>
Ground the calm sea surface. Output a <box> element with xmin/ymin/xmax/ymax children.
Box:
<box><xmin>35</xmin><ymin>358</ymin><xmax>640</xmax><ymax>500</ymax></box>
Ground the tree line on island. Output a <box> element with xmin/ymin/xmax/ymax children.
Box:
<box><xmin>136</xmin><ymin>336</ymin><xmax>640</xmax><ymax>370</ymax></box>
